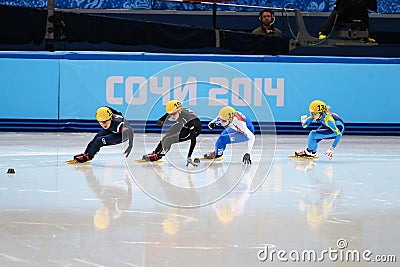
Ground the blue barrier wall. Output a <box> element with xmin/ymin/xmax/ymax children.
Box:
<box><xmin>0</xmin><ymin>0</ymin><xmax>398</xmax><ymax>13</ymax></box>
<box><xmin>0</xmin><ymin>52</ymin><xmax>399</xmax><ymax>134</ymax></box>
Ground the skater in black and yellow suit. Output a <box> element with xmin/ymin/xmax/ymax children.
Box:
<box><xmin>142</xmin><ymin>100</ymin><xmax>201</xmax><ymax>166</ymax></box>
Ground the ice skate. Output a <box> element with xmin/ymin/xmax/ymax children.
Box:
<box><xmin>66</xmin><ymin>153</ymin><xmax>92</xmax><ymax>164</ymax></box>
<box><xmin>138</xmin><ymin>152</ymin><xmax>162</xmax><ymax>162</ymax></box>
<box><xmin>141</xmin><ymin>153</ymin><xmax>152</xmax><ymax>161</ymax></box>
<box><xmin>295</xmin><ymin>148</ymin><xmax>316</xmax><ymax>157</ymax></box>
<box><xmin>203</xmin><ymin>151</ymin><xmax>216</xmax><ymax>160</ymax></box>
<box><xmin>201</xmin><ymin>152</ymin><xmax>223</xmax><ymax>161</ymax></box>
<box><xmin>289</xmin><ymin>148</ymin><xmax>318</xmax><ymax>159</ymax></box>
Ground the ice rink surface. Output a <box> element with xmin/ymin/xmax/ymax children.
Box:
<box><xmin>0</xmin><ymin>132</ymin><xmax>399</xmax><ymax>266</ymax></box>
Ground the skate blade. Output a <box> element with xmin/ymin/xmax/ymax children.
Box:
<box><xmin>288</xmin><ymin>155</ymin><xmax>319</xmax><ymax>159</ymax></box>
<box><xmin>135</xmin><ymin>159</ymin><xmax>163</xmax><ymax>163</ymax></box>
<box><xmin>66</xmin><ymin>159</ymin><xmax>91</xmax><ymax>165</ymax></box>
<box><xmin>198</xmin><ymin>157</ymin><xmax>223</xmax><ymax>161</ymax></box>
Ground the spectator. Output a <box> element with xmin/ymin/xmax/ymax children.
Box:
<box><xmin>252</xmin><ymin>9</ymin><xmax>282</xmax><ymax>35</ymax></box>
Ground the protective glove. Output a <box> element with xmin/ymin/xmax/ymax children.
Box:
<box><xmin>301</xmin><ymin>114</ymin><xmax>308</xmax><ymax>125</ymax></box>
<box><xmin>208</xmin><ymin>122</ymin><xmax>217</xmax><ymax>129</ymax></box>
<box><xmin>124</xmin><ymin>143</ymin><xmax>133</xmax><ymax>157</ymax></box>
<box><xmin>157</xmin><ymin>118</ymin><xmax>170</xmax><ymax>127</ymax></box>
<box><xmin>156</xmin><ymin>119</ymin><xmax>164</xmax><ymax>127</ymax></box>
<box><xmin>242</xmin><ymin>153</ymin><xmax>252</xmax><ymax>164</ymax></box>
<box><xmin>325</xmin><ymin>146</ymin><xmax>334</xmax><ymax>160</ymax></box>
<box><xmin>186</xmin><ymin>157</ymin><xmax>199</xmax><ymax>167</ymax></box>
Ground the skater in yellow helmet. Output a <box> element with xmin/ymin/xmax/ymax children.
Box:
<box><xmin>71</xmin><ymin>106</ymin><xmax>133</xmax><ymax>163</ymax></box>
<box><xmin>204</xmin><ymin>106</ymin><xmax>255</xmax><ymax>164</ymax></box>
<box><xmin>295</xmin><ymin>100</ymin><xmax>344</xmax><ymax>160</ymax></box>
<box><xmin>142</xmin><ymin>100</ymin><xmax>202</xmax><ymax>166</ymax></box>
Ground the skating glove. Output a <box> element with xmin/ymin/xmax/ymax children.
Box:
<box><xmin>325</xmin><ymin>146</ymin><xmax>334</xmax><ymax>160</ymax></box>
<box><xmin>208</xmin><ymin>122</ymin><xmax>217</xmax><ymax>129</ymax></box>
<box><xmin>124</xmin><ymin>143</ymin><xmax>133</xmax><ymax>157</ymax></box>
<box><xmin>242</xmin><ymin>153</ymin><xmax>252</xmax><ymax>164</ymax></box>
<box><xmin>157</xmin><ymin>113</ymin><xmax>170</xmax><ymax>127</ymax></box>
<box><xmin>301</xmin><ymin>114</ymin><xmax>308</xmax><ymax>125</ymax></box>
<box><xmin>186</xmin><ymin>157</ymin><xmax>199</xmax><ymax>167</ymax></box>
<box><xmin>156</xmin><ymin>118</ymin><xmax>167</xmax><ymax>127</ymax></box>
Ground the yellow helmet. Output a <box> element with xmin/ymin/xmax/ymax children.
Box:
<box><xmin>96</xmin><ymin>107</ymin><xmax>113</xmax><ymax>122</ymax></box>
<box><xmin>309</xmin><ymin>100</ymin><xmax>326</xmax><ymax>114</ymax></box>
<box><xmin>218</xmin><ymin>106</ymin><xmax>236</xmax><ymax>122</ymax></box>
<box><xmin>166</xmin><ymin>100</ymin><xmax>182</xmax><ymax>114</ymax></box>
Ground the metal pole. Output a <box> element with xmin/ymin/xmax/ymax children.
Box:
<box><xmin>45</xmin><ymin>0</ymin><xmax>55</xmax><ymax>51</ymax></box>
<box><xmin>159</xmin><ymin>0</ymin><xmax>295</xmax><ymax>29</ymax></box>
<box><xmin>212</xmin><ymin>2</ymin><xmax>217</xmax><ymax>29</ymax></box>
<box><xmin>159</xmin><ymin>0</ymin><xmax>295</xmax><ymax>12</ymax></box>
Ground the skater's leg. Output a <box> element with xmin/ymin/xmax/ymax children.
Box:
<box><xmin>158</xmin><ymin>122</ymin><xmax>201</xmax><ymax>155</ymax></box>
<box><xmin>214</xmin><ymin>128</ymin><xmax>248</xmax><ymax>157</ymax></box>
<box><xmin>214</xmin><ymin>128</ymin><xmax>233</xmax><ymax>157</ymax></box>
<box><xmin>308</xmin><ymin>128</ymin><xmax>339</xmax><ymax>152</ymax></box>
<box><xmin>296</xmin><ymin>124</ymin><xmax>341</xmax><ymax>157</ymax></box>
<box><xmin>307</xmin><ymin>130</ymin><xmax>320</xmax><ymax>152</ymax></box>
<box><xmin>160</xmin><ymin>133</ymin><xmax>178</xmax><ymax>154</ymax></box>
<box><xmin>154</xmin><ymin>141</ymin><xmax>164</xmax><ymax>155</ymax></box>
<box><xmin>85</xmin><ymin>132</ymin><xmax>122</xmax><ymax>159</ymax></box>
<box><xmin>159</xmin><ymin>123</ymin><xmax>184</xmax><ymax>154</ymax></box>
<box><xmin>229</xmin><ymin>131</ymin><xmax>250</xmax><ymax>144</ymax></box>
<box><xmin>143</xmin><ymin>124</ymin><xmax>182</xmax><ymax>161</ymax></box>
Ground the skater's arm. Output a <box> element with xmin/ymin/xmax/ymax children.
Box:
<box><xmin>210</xmin><ymin>116</ymin><xmax>218</xmax><ymax>124</ymax></box>
<box><xmin>244</xmin><ymin>128</ymin><xmax>255</xmax><ymax>154</ymax></box>
<box><xmin>326</xmin><ymin>117</ymin><xmax>342</xmax><ymax>136</ymax></box>
<box><xmin>331</xmin><ymin>135</ymin><xmax>342</xmax><ymax>149</ymax></box>
<box><xmin>187</xmin><ymin>126</ymin><xmax>197</xmax><ymax>158</ymax></box>
<box><xmin>302</xmin><ymin>116</ymin><xmax>313</xmax><ymax>128</ymax></box>
<box><xmin>120</xmin><ymin>122</ymin><xmax>134</xmax><ymax>157</ymax></box>
<box><xmin>233</xmin><ymin>119</ymin><xmax>255</xmax><ymax>154</ymax></box>
<box><xmin>330</xmin><ymin>125</ymin><xmax>342</xmax><ymax>149</ymax></box>
<box><xmin>121</xmin><ymin>125</ymin><xmax>134</xmax><ymax>142</ymax></box>
<box><xmin>208</xmin><ymin>116</ymin><xmax>220</xmax><ymax>129</ymax></box>
<box><xmin>118</xmin><ymin>121</ymin><xmax>133</xmax><ymax>137</ymax></box>
<box><xmin>233</xmin><ymin>120</ymin><xmax>255</xmax><ymax>164</ymax></box>
<box><xmin>325</xmin><ymin>116</ymin><xmax>342</xmax><ymax>149</ymax></box>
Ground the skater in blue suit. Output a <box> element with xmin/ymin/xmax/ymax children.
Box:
<box><xmin>204</xmin><ymin>106</ymin><xmax>255</xmax><ymax>164</ymax></box>
<box><xmin>295</xmin><ymin>100</ymin><xmax>344</xmax><ymax>160</ymax></box>
<box><xmin>72</xmin><ymin>106</ymin><xmax>133</xmax><ymax>163</ymax></box>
